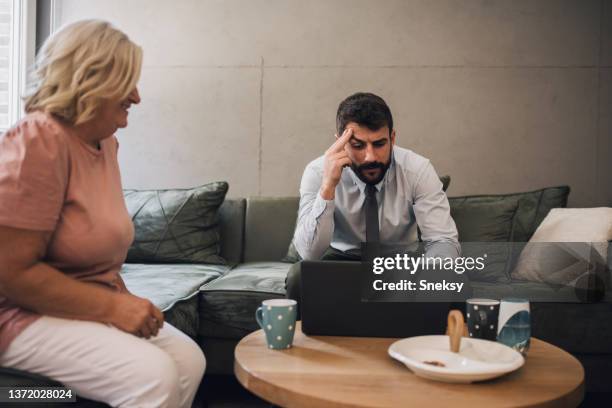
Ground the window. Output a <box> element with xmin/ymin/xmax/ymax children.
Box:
<box><xmin>0</xmin><ymin>0</ymin><xmax>36</xmax><ymax>131</ymax></box>
<box><xmin>0</xmin><ymin>0</ymin><xmax>10</xmax><ymax>128</ymax></box>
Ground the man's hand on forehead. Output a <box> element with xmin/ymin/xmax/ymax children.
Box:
<box><xmin>330</xmin><ymin>127</ymin><xmax>353</xmax><ymax>153</ymax></box>
<box><xmin>321</xmin><ymin>128</ymin><xmax>354</xmax><ymax>200</ymax></box>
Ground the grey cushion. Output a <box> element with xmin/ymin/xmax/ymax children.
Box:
<box><xmin>198</xmin><ymin>262</ymin><xmax>290</xmax><ymax>339</ymax></box>
<box><xmin>120</xmin><ymin>263</ymin><xmax>229</xmax><ymax>338</ymax></box>
<box><xmin>449</xmin><ymin>199</ymin><xmax>518</xmax><ymax>282</ymax></box>
<box><xmin>449</xmin><ymin>185</ymin><xmax>570</xmax><ymax>243</ymax></box>
<box><xmin>449</xmin><ymin>186</ymin><xmax>570</xmax><ymax>280</ymax></box>
<box><xmin>124</xmin><ymin>182</ymin><xmax>229</xmax><ymax>264</ymax></box>
<box><xmin>244</xmin><ymin>197</ymin><xmax>299</xmax><ymax>262</ymax></box>
<box><xmin>512</xmin><ymin>186</ymin><xmax>570</xmax><ymax>242</ymax></box>
<box><xmin>218</xmin><ymin>198</ymin><xmax>246</xmax><ymax>264</ymax></box>
<box><xmin>450</xmin><ymin>199</ymin><xmax>517</xmax><ymax>242</ymax></box>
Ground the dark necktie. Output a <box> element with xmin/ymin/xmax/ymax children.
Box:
<box><xmin>365</xmin><ymin>184</ymin><xmax>380</xmax><ymax>242</ymax></box>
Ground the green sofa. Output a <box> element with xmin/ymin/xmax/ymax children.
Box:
<box><xmin>2</xmin><ymin>185</ymin><xmax>611</xmax><ymax>404</ymax></box>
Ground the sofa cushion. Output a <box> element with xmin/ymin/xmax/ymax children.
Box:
<box><xmin>449</xmin><ymin>199</ymin><xmax>518</xmax><ymax>282</ymax></box>
<box><xmin>512</xmin><ymin>186</ymin><xmax>571</xmax><ymax>242</ymax></box>
<box><xmin>450</xmin><ymin>186</ymin><xmax>570</xmax><ymax>278</ymax></box>
<box><xmin>450</xmin><ymin>199</ymin><xmax>517</xmax><ymax>242</ymax></box>
<box><xmin>449</xmin><ymin>186</ymin><xmax>570</xmax><ymax>243</ymax></box>
<box><xmin>121</xmin><ymin>263</ymin><xmax>229</xmax><ymax>338</ymax></box>
<box><xmin>124</xmin><ymin>182</ymin><xmax>229</xmax><ymax>264</ymax></box>
<box><xmin>512</xmin><ymin>208</ymin><xmax>612</xmax><ymax>286</ymax></box>
<box><xmin>244</xmin><ymin>198</ymin><xmax>299</xmax><ymax>262</ymax></box>
<box><xmin>198</xmin><ymin>262</ymin><xmax>290</xmax><ymax>339</ymax></box>
<box><xmin>218</xmin><ymin>198</ymin><xmax>246</xmax><ymax>264</ymax></box>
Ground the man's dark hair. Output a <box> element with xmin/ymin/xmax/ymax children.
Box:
<box><xmin>336</xmin><ymin>92</ymin><xmax>393</xmax><ymax>136</ymax></box>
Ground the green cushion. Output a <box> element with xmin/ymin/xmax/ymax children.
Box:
<box><xmin>218</xmin><ymin>198</ymin><xmax>246</xmax><ymax>264</ymax></box>
<box><xmin>450</xmin><ymin>199</ymin><xmax>517</xmax><ymax>242</ymax></box>
<box><xmin>244</xmin><ymin>197</ymin><xmax>300</xmax><ymax>262</ymax></box>
<box><xmin>198</xmin><ymin>262</ymin><xmax>290</xmax><ymax>339</ymax></box>
<box><xmin>450</xmin><ymin>186</ymin><xmax>570</xmax><ymax>278</ymax></box>
<box><xmin>124</xmin><ymin>182</ymin><xmax>229</xmax><ymax>264</ymax></box>
<box><xmin>120</xmin><ymin>263</ymin><xmax>229</xmax><ymax>338</ymax></box>
<box><xmin>449</xmin><ymin>199</ymin><xmax>518</xmax><ymax>282</ymax></box>
<box><xmin>449</xmin><ymin>185</ymin><xmax>570</xmax><ymax>243</ymax></box>
<box><xmin>283</xmin><ymin>175</ymin><xmax>452</xmax><ymax>263</ymax></box>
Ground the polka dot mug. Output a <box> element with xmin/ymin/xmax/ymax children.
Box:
<box><xmin>255</xmin><ymin>299</ymin><xmax>297</xmax><ymax>350</ymax></box>
<box><xmin>466</xmin><ymin>298</ymin><xmax>500</xmax><ymax>341</ymax></box>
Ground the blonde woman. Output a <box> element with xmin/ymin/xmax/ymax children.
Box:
<box><xmin>0</xmin><ymin>20</ymin><xmax>205</xmax><ymax>407</ymax></box>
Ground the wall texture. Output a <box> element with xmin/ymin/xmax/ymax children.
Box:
<box><xmin>56</xmin><ymin>0</ymin><xmax>611</xmax><ymax>207</ymax></box>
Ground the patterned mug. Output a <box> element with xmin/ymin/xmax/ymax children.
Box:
<box><xmin>255</xmin><ymin>299</ymin><xmax>297</xmax><ymax>350</ymax></box>
<box><xmin>497</xmin><ymin>298</ymin><xmax>531</xmax><ymax>356</ymax></box>
<box><xmin>466</xmin><ymin>298</ymin><xmax>500</xmax><ymax>341</ymax></box>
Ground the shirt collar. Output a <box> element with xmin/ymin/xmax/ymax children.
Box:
<box><xmin>348</xmin><ymin>147</ymin><xmax>397</xmax><ymax>194</ymax></box>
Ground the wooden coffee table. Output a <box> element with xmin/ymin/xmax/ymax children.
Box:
<box><xmin>235</xmin><ymin>322</ymin><xmax>584</xmax><ymax>408</ymax></box>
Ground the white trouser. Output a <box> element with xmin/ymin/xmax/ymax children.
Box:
<box><xmin>0</xmin><ymin>316</ymin><xmax>206</xmax><ymax>408</ymax></box>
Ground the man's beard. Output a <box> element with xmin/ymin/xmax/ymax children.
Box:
<box><xmin>351</xmin><ymin>160</ymin><xmax>391</xmax><ymax>185</ymax></box>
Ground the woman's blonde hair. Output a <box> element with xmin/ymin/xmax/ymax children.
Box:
<box><xmin>24</xmin><ymin>19</ymin><xmax>142</xmax><ymax>125</ymax></box>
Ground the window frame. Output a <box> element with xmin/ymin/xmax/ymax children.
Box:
<box><xmin>2</xmin><ymin>0</ymin><xmax>36</xmax><ymax>132</ymax></box>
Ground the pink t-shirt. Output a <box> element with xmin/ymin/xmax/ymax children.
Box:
<box><xmin>0</xmin><ymin>111</ymin><xmax>134</xmax><ymax>353</ymax></box>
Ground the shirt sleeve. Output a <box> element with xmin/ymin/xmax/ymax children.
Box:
<box><xmin>293</xmin><ymin>162</ymin><xmax>335</xmax><ymax>260</ymax></box>
<box><xmin>412</xmin><ymin>161</ymin><xmax>461</xmax><ymax>259</ymax></box>
<box><xmin>0</xmin><ymin>116</ymin><xmax>69</xmax><ymax>231</ymax></box>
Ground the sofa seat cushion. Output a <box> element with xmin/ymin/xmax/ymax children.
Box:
<box><xmin>121</xmin><ymin>263</ymin><xmax>229</xmax><ymax>338</ymax></box>
<box><xmin>198</xmin><ymin>262</ymin><xmax>290</xmax><ymax>339</ymax></box>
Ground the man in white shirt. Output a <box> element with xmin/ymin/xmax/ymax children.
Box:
<box><xmin>286</xmin><ymin>92</ymin><xmax>460</xmax><ymax>301</ymax></box>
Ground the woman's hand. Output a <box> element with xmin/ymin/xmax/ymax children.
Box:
<box><xmin>109</xmin><ymin>294</ymin><xmax>164</xmax><ymax>339</ymax></box>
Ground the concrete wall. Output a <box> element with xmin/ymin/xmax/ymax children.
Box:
<box><xmin>55</xmin><ymin>0</ymin><xmax>611</xmax><ymax>207</ymax></box>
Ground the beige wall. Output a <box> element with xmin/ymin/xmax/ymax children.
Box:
<box><xmin>56</xmin><ymin>0</ymin><xmax>611</xmax><ymax>207</ymax></box>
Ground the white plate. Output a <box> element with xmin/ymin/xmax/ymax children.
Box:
<box><xmin>388</xmin><ymin>335</ymin><xmax>524</xmax><ymax>383</ymax></box>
